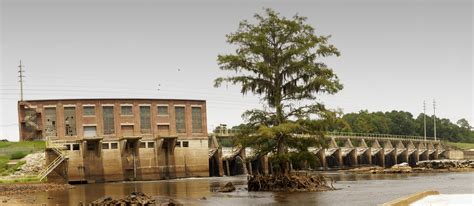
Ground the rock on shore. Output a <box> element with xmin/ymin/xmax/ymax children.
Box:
<box><xmin>90</xmin><ymin>192</ymin><xmax>178</xmax><ymax>206</ymax></box>
<box><xmin>0</xmin><ymin>183</ymin><xmax>71</xmax><ymax>196</ymax></box>
<box><xmin>416</xmin><ymin>160</ymin><xmax>474</xmax><ymax>169</ymax></box>
<box><xmin>13</xmin><ymin>152</ymin><xmax>45</xmax><ymax>176</ymax></box>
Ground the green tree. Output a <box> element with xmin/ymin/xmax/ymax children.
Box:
<box><xmin>385</xmin><ymin>110</ymin><xmax>416</xmax><ymax>135</ymax></box>
<box><xmin>214</xmin><ymin>8</ymin><xmax>342</xmax><ymax>174</ymax></box>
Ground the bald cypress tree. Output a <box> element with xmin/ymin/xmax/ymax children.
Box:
<box><xmin>215</xmin><ymin>8</ymin><xmax>343</xmax><ymax>175</ymax></box>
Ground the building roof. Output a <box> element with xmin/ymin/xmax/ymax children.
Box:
<box><xmin>18</xmin><ymin>98</ymin><xmax>206</xmax><ymax>103</ymax></box>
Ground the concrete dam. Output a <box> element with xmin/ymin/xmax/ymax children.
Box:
<box><xmin>209</xmin><ymin>131</ymin><xmax>451</xmax><ymax>177</ymax></box>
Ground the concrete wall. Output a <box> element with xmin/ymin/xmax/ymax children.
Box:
<box><xmin>445</xmin><ymin>150</ymin><xmax>464</xmax><ymax>160</ymax></box>
<box><xmin>463</xmin><ymin>149</ymin><xmax>474</xmax><ymax>160</ymax></box>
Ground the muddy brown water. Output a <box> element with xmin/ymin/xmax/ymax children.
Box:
<box><xmin>14</xmin><ymin>172</ymin><xmax>474</xmax><ymax>205</ymax></box>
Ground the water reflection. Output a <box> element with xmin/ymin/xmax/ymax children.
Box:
<box><xmin>31</xmin><ymin>172</ymin><xmax>473</xmax><ymax>206</ymax></box>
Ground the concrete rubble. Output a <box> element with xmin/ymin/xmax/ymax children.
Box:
<box><xmin>386</xmin><ymin>162</ymin><xmax>412</xmax><ymax>173</ymax></box>
<box><xmin>415</xmin><ymin>160</ymin><xmax>474</xmax><ymax>169</ymax></box>
<box><xmin>218</xmin><ymin>182</ymin><xmax>236</xmax><ymax>192</ymax></box>
<box><xmin>12</xmin><ymin>152</ymin><xmax>45</xmax><ymax>176</ymax></box>
<box><xmin>89</xmin><ymin>192</ymin><xmax>178</xmax><ymax>206</ymax></box>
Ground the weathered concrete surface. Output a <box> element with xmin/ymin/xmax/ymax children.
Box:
<box><xmin>381</xmin><ymin>190</ymin><xmax>440</xmax><ymax>206</ymax></box>
<box><xmin>463</xmin><ymin>149</ymin><xmax>474</xmax><ymax>160</ymax></box>
<box><xmin>445</xmin><ymin>150</ymin><xmax>464</xmax><ymax>160</ymax></box>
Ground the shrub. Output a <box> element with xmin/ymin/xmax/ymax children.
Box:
<box><xmin>10</xmin><ymin>151</ymin><xmax>27</xmax><ymax>160</ymax></box>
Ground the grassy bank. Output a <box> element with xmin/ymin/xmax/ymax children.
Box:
<box><xmin>446</xmin><ymin>142</ymin><xmax>474</xmax><ymax>150</ymax></box>
<box><xmin>0</xmin><ymin>141</ymin><xmax>45</xmax><ymax>177</ymax></box>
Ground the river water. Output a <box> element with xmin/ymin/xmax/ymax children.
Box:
<box><xmin>23</xmin><ymin>172</ymin><xmax>474</xmax><ymax>205</ymax></box>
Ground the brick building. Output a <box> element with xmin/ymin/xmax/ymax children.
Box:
<box><xmin>18</xmin><ymin>98</ymin><xmax>209</xmax><ymax>183</ymax></box>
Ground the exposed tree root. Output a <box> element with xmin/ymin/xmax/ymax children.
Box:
<box><xmin>247</xmin><ymin>173</ymin><xmax>335</xmax><ymax>192</ymax></box>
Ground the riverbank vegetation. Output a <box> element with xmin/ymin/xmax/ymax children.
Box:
<box><xmin>0</xmin><ymin>141</ymin><xmax>44</xmax><ymax>177</ymax></box>
<box><xmin>445</xmin><ymin>142</ymin><xmax>474</xmax><ymax>150</ymax></box>
<box><xmin>339</xmin><ymin>110</ymin><xmax>474</xmax><ymax>143</ymax></box>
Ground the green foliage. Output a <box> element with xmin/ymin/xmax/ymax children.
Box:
<box><xmin>0</xmin><ymin>141</ymin><xmax>45</xmax><ymax>177</ymax></box>
<box><xmin>10</xmin><ymin>151</ymin><xmax>27</xmax><ymax>160</ymax></box>
<box><xmin>339</xmin><ymin>110</ymin><xmax>473</xmax><ymax>143</ymax></box>
<box><xmin>446</xmin><ymin>142</ymin><xmax>474</xmax><ymax>150</ymax></box>
<box><xmin>214</xmin><ymin>8</ymin><xmax>343</xmax><ymax>174</ymax></box>
<box><xmin>0</xmin><ymin>161</ymin><xmax>25</xmax><ymax>176</ymax></box>
<box><xmin>0</xmin><ymin>175</ymin><xmax>41</xmax><ymax>184</ymax></box>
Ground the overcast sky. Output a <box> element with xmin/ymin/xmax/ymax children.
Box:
<box><xmin>1</xmin><ymin>0</ymin><xmax>472</xmax><ymax>141</ymax></box>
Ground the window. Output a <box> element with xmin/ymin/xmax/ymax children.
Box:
<box><xmin>72</xmin><ymin>144</ymin><xmax>80</xmax><ymax>151</ymax></box>
<box><xmin>157</xmin><ymin>106</ymin><xmax>168</xmax><ymax>115</ymax></box>
<box><xmin>175</xmin><ymin>106</ymin><xmax>186</xmax><ymax>133</ymax></box>
<box><xmin>176</xmin><ymin>141</ymin><xmax>181</xmax><ymax>147</ymax></box>
<box><xmin>110</xmin><ymin>142</ymin><xmax>118</xmax><ymax>149</ymax></box>
<box><xmin>65</xmin><ymin>144</ymin><xmax>71</xmax><ymax>151</ymax></box>
<box><xmin>64</xmin><ymin>107</ymin><xmax>77</xmax><ymax>136</ymax></box>
<box><xmin>83</xmin><ymin>106</ymin><xmax>95</xmax><ymax>116</ymax></box>
<box><xmin>140</xmin><ymin>106</ymin><xmax>151</xmax><ymax>133</ymax></box>
<box><xmin>44</xmin><ymin>107</ymin><xmax>57</xmax><ymax>136</ymax></box>
<box><xmin>121</xmin><ymin>106</ymin><xmax>133</xmax><ymax>116</ymax></box>
<box><xmin>102</xmin><ymin>143</ymin><xmax>110</xmax><ymax>149</ymax></box>
<box><xmin>103</xmin><ymin>106</ymin><xmax>115</xmax><ymax>135</ymax></box>
<box><xmin>147</xmin><ymin>142</ymin><xmax>155</xmax><ymax>148</ymax></box>
<box><xmin>140</xmin><ymin>141</ymin><xmax>146</xmax><ymax>148</ymax></box>
<box><xmin>84</xmin><ymin>126</ymin><xmax>97</xmax><ymax>137</ymax></box>
<box><xmin>191</xmin><ymin>107</ymin><xmax>202</xmax><ymax>133</ymax></box>
<box><xmin>182</xmin><ymin>141</ymin><xmax>189</xmax><ymax>147</ymax></box>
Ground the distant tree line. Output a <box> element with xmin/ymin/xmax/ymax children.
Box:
<box><xmin>337</xmin><ymin>110</ymin><xmax>473</xmax><ymax>143</ymax></box>
<box><xmin>227</xmin><ymin>110</ymin><xmax>473</xmax><ymax>143</ymax></box>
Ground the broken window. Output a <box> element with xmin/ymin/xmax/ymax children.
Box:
<box><xmin>121</xmin><ymin>106</ymin><xmax>133</xmax><ymax>116</ymax></box>
<box><xmin>191</xmin><ymin>107</ymin><xmax>202</xmax><ymax>133</ymax></box>
<box><xmin>23</xmin><ymin>109</ymin><xmax>37</xmax><ymax>133</ymax></box>
<box><xmin>64</xmin><ymin>107</ymin><xmax>77</xmax><ymax>136</ymax></box>
<box><xmin>140</xmin><ymin>106</ymin><xmax>151</xmax><ymax>134</ymax></box>
<box><xmin>175</xmin><ymin>106</ymin><xmax>186</xmax><ymax>133</ymax></box>
<box><xmin>84</xmin><ymin>126</ymin><xmax>97</xmax><ymax>137</ymax></box>
<box><xmin>83</xmin><ymin>106</ymin><xmax>95</xmax><ymax>116</ymax></box>
<box><xmin>157</xmin><ymin>106</ymin><xmax>168</xmax><ymax>115</ymax></box>
<box><xmin>44</xmin><ymin>107</ymin><xmax>57</xmax><ymax>137</ymax></box>
<box><xmin>111</xmin><ymin>142</ymin><xmax>118</xmax><ymax>149</ymax></box>
<box><xmin>103</xmin><ymin>106</ymin><xmax>115</xmax><ymax>135</ymax></box>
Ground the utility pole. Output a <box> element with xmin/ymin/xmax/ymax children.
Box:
<box><xmin>423</xmin><ymin>101</ymin><xmax>427</xmax><ymax>141</ymax></box>
<box><xmin>433</xmin><ymin>99</ymin><xmax>437</xmax><ymax>141</ymax></box>
<box><xmin>18</xmin><ymin>60</ymin><xmax>25</xmax><ymax>101</ymax></box>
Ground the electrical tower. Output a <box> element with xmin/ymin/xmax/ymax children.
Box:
<box><xmin>433</xmin><ymin>99</ymin><xmax>437</xmax><ymax>141</ymax></box>
<box><xmin>423</xmin><ymin>101</ymin><xmax>426</xmax><ymax>141</ymax></box>
<box><xmin>18</xmin><ymin>60</ymin><xmax>25</xmax><ymax>101</ymax></box>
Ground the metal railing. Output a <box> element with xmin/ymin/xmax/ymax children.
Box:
<box><xmin>326</xmin><ymin>131</ymin><xmax>437</xmax><ymax>142</ymax></box>
<box><xmin>213</xmin><ymin>128</ymin><xmax>439</xmax><ymax>142</ymax></box>
<box><xmin>37</xmin><ymin>137</ymin><xmax>68</xmax><ymax>181</ymax></box>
